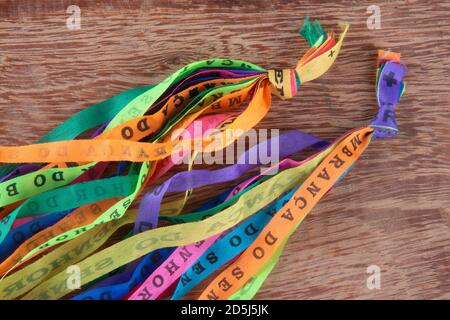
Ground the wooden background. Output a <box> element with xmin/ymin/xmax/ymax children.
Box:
<box><xmin>0</xmin><ymin>0</ymin><xmax>449</xmax><ymax>299</ymax></box>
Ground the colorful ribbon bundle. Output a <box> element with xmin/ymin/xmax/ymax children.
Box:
<box><xmin>0</xmin><ymin>18</ymin><xmax>407</xmax><ymax>300</ymax></box>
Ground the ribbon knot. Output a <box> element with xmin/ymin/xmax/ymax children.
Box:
<box><xmin>369</xmin><ymin>51</ymin><xmax>407</xmax><ymax>138</ymax></box>
<box><xmin>267</xmin><ymin>19</ymin><xmax>350</xmax><ymax>100</ymax></box>
<box><xmin>268</xmin><ymin>68</ymin><xmax>300</xmax><ymax>100</ymax></box>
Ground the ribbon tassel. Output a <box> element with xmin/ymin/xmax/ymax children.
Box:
<box><xmin>0</xmin><ymin>17</ymin><xmax>408</xmax><ymax>302</ymax></box>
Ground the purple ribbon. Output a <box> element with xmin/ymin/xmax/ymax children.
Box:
<box><xmin>370</xmin><ymin>61</ymin><xmax>407</xmax><ymax>138</ymax></box>
<box><xmin>134</xmin><ymin>130</ymin><xmax>328</xmax><ymax>233</ymax></box>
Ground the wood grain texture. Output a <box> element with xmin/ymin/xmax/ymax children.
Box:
<box><xmin>0</xmin><ymin>0</ymin><xmax>449</xmax><ymax>299</ymax></box>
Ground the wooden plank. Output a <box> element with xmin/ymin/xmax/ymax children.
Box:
<box><xmin>0</xmin><ymin>0</ymin><xmax>449</xmax><ymax>299</ymax></box>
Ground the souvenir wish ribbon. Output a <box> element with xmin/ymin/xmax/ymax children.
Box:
<box><xmin>18</xmin><ymin>138</ymin><xmax>335</xmax><ymax>299</ymax></box>
<box><xmin>127</xmin><ymin>133</ymin><xmax>329</xmax><ymax>300</ymax></box>
<box><xmin>98</xmin><ymin>52</ymin><xmax>403</xmax><ymax>301</ymax></box>
<box><xmin>0</xmin><ymin>17</ymin><xmax>355</xmax><ymax>300</ymax></box>
<box><xmin>129</xmin><ymin>126</ymin><xmax>361</xmax><ymax>301</ymax></box>
<box><xmin>197</xmin><ymin>51</ymin><xmax>407</xmax><ymax>300</ymax></box>
<box><xmin>0</xmin><ymin>17</ymin><xmax>349</xmax><ymax>279</ymax></box>
<box><xmin>197</xmin><ymin>127</ymin><xmax>373</xmax><ymax>300</ymax></box>
<box><xmin>67</xmin><ymin>130</ymin><xmax>327</xmax><ymax>300</ymax></box>
<box><xmin>110</xmin><ymin>51</ymin><xmax>407</xmax><ymax>301</ymax></box>
<box><xmin>369</xmin><ymin>50</ymin><xmax>406</xmax><ymax>137</ymax></box>
<box><xmin>173</xmin><ymin>52</ymin><xmax>406</xmax><ymax>301</ymax></box>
